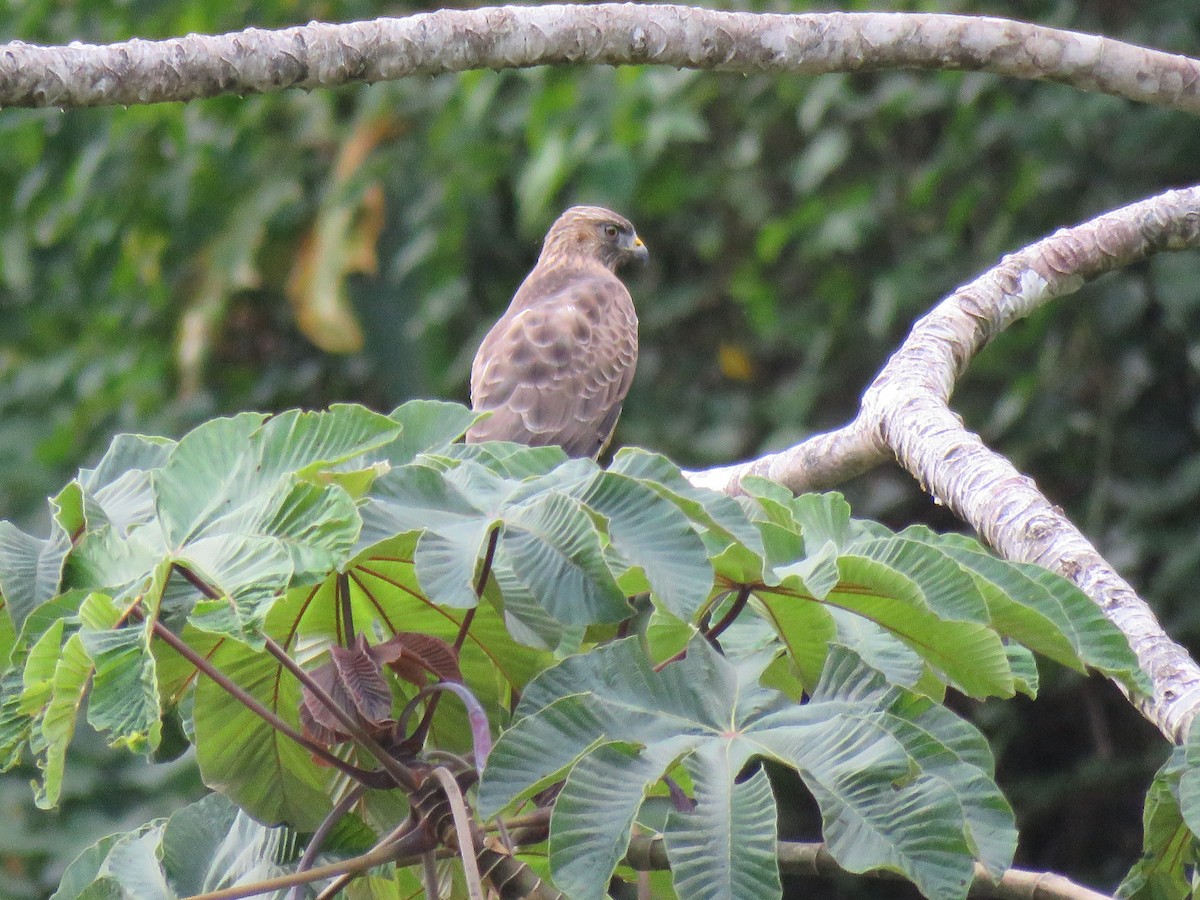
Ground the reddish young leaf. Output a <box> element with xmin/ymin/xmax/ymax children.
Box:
<box><xmin>331</xmin><ymin>634</ymin><xmax>393</xmax><ymax>725</ymax></box>
<box><xmin>298</xmin><ymin>698</ymin><xmax>344</xmax><ymax>749</ymax></box>
<box><xmin>300</xmin><ymin>658</ymin><xmax>358</xmax><ymax>736</ymax></box>
<box><xmin>369</xmin><ymin>632</ymin><xmax>463</xmax><ymax>685</ymax></box>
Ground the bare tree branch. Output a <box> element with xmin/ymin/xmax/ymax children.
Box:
<box><xmin>689</xmin><ymin>186</ymin><xmax>1200</xmax><ymax>742</ymax></box>
<box><xmin>3</xmin><ymin>5</ymin><xmax>1200</xmax><ymax>110</ymax></box>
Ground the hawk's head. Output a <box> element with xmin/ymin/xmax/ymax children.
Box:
<box><xmin>538</xmin><ymin>205</ymin><xmax>648</xmax><ymax>272</ymax></box>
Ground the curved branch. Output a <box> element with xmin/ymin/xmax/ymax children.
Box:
<box><xmin>690</xmin><ymin>186</ymin><xmax>1200</xmax><ymax>742</ymax></box>
<box><xmin>625</xmin><ymin>836</ymin><xmax>1114</xmax><ymax>900</ymax></box>
<box><xmin>2</xmin><ymin>5</ymin><xmax>1200</xmax><ymax>111</ymax></box>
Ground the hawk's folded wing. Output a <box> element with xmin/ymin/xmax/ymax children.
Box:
<box><xmin>468</xmin><ymin>276</ymin><xmax>638</xmax><ymax>459</ymax></box>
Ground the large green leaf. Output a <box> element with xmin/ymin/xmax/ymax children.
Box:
<box><xmin>824</xmin><ymin>607</ymin><xmax>928</xmax><ymax>691</ymax></box>
<box><xmin>1119</xmin><ymin>741</ymin><xmax>1194</xmax><ymax>900</ymax></box>
<box><xmin>50</xmin><ymin>832</ymin><xmax>127</xmax><ymax>900</ymax></box>
<box><xmin>551</xmin><ymin>739</ymin><xmax>695</xmax><ymax>893</ymax></box>
<box><xmin>67</xmin><ymin>433</ymin><xmax>176</xmax><ymax>535</ymax></box>
<box><xmin>743</xmin><ymin>508</ymin><xmax>1141</xmax><ymax>701</ymax></box>
<box><xmin>52</xmin><ymin>793</ymin><xmax>296</xmax><ymax>899</ymax></box>
<box><xmin>0</xmin><ymin>434</ymin><xmax>169</xmax><ymax>633</ymax></box>
<box><xmin>0</xmin><ymin>521</ymin><xmax>70</xmax><ymax>629</ymax></box>
<box><xmin>788</xmin><ymin>491</ymin><xmax>853</xmax><ymax>551</ymax></box>
<box><xmin>362</xmin><ymin>460</ymin><xmax>630</xmax><ymax>626</ymax></box>
<box><xmin>763</xmin><ymin>550</ymin><xmax>1014</xmax><ymax>699</ymax></box>
<box><xmin>900</xmin><ymin>527</ymin><xmax>1144</xmax><ymax>691</ymax></box>
<box><xmin>159</xmin><ymin>792</ymin><xmax>298</xmax><ymax>895</ymax></box>
<box><xmin>751</xmin><ymin>589</ymin><xmax>837</xmax><ymax>691</ymax></box>
<box><xmin>480</xmin><ymin>637</ymin><xmax>1011</xmax><ymax>900</ymax></box>
<box><xmin>360</xmin><ymin>462</ymin><xmax>502</xmax><ymax>609</ymax></box>
<box><xmin>28</xmin><ymin>626</ymin><xmax>90</xmax><ymax>809</ymax></box>
<box><xmin>0</xmin><ymin>592</ymin><xmax>87</xmax><ymax>770</ymax></box>
<box><xmin>154</xmin><ymin>412</ymin><xmax>267</xmax><ymax>547</ymax></box>
<box><xmin>608</xmin><ymin>449</ymin><xmax>766</xmax><ymax>560</ymax></box>
<box><xmin>51</xmin><ymin>823</ymin><xmax>163</xmax><ymax>900</ymax></box>
<box><xmin>61</xmin><ymin>408</ymin><xmax>393</xmax><ymax>643</ymax></box>
<box><xmin>156</xmin><ymin>406</ymin><xmax>396</xmax><ymax>545</ymax></box>
<box><xmin>664</xmin><ymin>748</ymin><xmax>781</xmax><ymax>900</ymax></box>
<box><xmin>18</xmin><ymin>586</ymin><xmax>162</xmax><ymax>804</ymax></box>
<box><xmin>193</xmin><ymin>633</ymin><xmax>333</xmax><ymax>829</ymax></box>
<box><xmin>500</xmin><ymin>491</ymin><xmax>629</xmax><ymax>625</ymax></box>
<box><xmin>437</xmin><ymin>440</ymin><xmax>569</xmax><ymax>479</ymax></box>
<box><xmin>13</xmin><ymin>574</ymin><xmax>166</xmax><ymax>798</ymax></box>
<box><xmin>757</xmin><ymin>646</ymin><xmax>1014</xmax><ymax>897</ymax></box>
<box><xmin>79</xmin><ymin>593</ymin><xmax>161</xmax><ymax>753</ymax></box>
<box><xmin>382</xmin><ymin>398</ymin><xmax>479</xmax><ymax>466</ymax></box>
<box><xmin>568</xmin><ymin>470</ymin><xmax>714</xmax><ymax>622</ymax></box>
<box><xmin>490</xmin><ymin>554</ymin><xmax>586</xmax><ymax>654</ymax></box>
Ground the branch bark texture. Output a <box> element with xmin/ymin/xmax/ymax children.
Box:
<box><xmin>3</xmin><ymin>5</ymin><xmax>1200</xmax><ymax>110</ymax></box>
<box><xmin>690</xmin><ymin>187</ymin><xmax>1200</xmax><ymax>742</ymax></box>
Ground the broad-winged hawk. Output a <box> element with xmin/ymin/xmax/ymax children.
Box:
<box><xmin>466</xmin><ymin>206</ymin><xmax>647</xmax><ymax>458</ymax></box>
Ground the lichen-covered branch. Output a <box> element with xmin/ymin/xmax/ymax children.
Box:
<box><xmin>2</xmin><ymin>5</ymin><xmax>1200</xmax><ymax>111</ymax></box>
<box><xmin>689</xmin><ymin>187</ymin><xmax>1200</xmax><ymax>742</ymax></box>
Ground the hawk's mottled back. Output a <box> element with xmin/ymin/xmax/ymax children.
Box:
<box><xmin>467</xmin><ymin>206</ymin><xmax>647</xmax><ymax>458</ymax></box>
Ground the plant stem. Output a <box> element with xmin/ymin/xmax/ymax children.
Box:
<box><xmin>284</xmin><ymin>785</ymin><xmax>366</xmax><ymax>900</ymax></box>
<box><xmin>337</xmin><ymin>571</ymin><xmax>354</xmax><ymax>643</ymax></box>
<box><xmin>485</xmin><ymin>808</ymin><xmax>552</xmax><ymax>832</ymax></box>
<box><xmin>421</xmin><ymin>852</ymin><xmax>440</xmax><ymax>898</ymax></box>
<box><xmin>150</xmin><ymin>619</ymin><xmax>389</xmax><ymax>787</ymax></box>
<box><xmin>183</xmin><ymin>818</ymin><xmax>431</xmax><ymax>900</ymax></box>
<box><xmin>704</xmin><ymin>584</ymin><xmax>751</xmax><ymax>644</ymax></box>
<box><xmin>411</xmin><ymin>526</ymin><xmax>498</xmax><ymax>746</ymax></box>
<box><xmin>175</xmin><ymin>562</ymin><xmax>221</xmax><ymax>599</ymax></box>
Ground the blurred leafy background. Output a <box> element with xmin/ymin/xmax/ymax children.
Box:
<box><xmin>2</xmin><ymin>0</ymin><xmax>1199</xmax><ymax>896</ymax></box>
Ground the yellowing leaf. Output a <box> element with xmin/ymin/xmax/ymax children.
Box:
<box><xmin>287</xmin><ymin>117</ymin><xmax>398</xmax><ymax>354</ymax></box>
<box><xmin>717</xmin><ymin>342</ymin><xmax>755</xmax><ymax>382</ymax></box>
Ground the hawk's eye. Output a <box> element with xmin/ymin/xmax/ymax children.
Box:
<box><xmin>602</xmin><ymin>224</ymin><xmax>619</xmax><ymax>239</ymax></box>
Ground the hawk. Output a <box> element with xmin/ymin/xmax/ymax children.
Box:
<box><xmin>466</xmin><ymin>206</ymin><xmax>647</xmax><ymax>458</ymax></box>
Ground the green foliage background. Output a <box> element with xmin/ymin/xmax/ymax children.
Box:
<box><xmin>1</xmin><ymin>0</ymin><xmax>1199</xmax><ymax>895</ymax></box>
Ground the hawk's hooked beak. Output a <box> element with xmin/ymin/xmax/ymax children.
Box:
<box><xmin>625</xmin><ymin>234</ymin><xmax>649</xmax><ymax>266</ymax></box>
